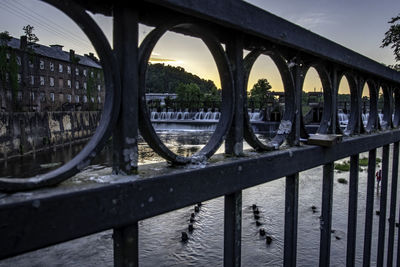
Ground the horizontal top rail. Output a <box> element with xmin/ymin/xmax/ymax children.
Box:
<box><xmin>1</xmin><ymin>129</ymin><xmax>400</xmax><ymax>259</ymax></box>
<box><xmin>83</xmin><ymin>0</ymin><xmax>400</xmax><ymax>85</ymax></box>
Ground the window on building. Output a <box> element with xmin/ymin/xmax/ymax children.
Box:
<box><xmin>67</xmin><ymin>94</ymin><xmax>72</xmax><ymax>103</ymax></box>
<box><xmin>75</xmin><ymin>95</ymin><xmax>79</xmax><ymax>103</ymax></box>
<box><xmin>30</xmin><ymin>75</ymin><xmax>34</xmax><ymax>85</ymax></box>
<box><xmin>17</xmin><ymin>74</ymin><xmax>21</xmax><ymax>84</ymax></box>
<box><xmin>75</xmin><ymin>81</ymin><xmax>79</xmax><ymax>89</ymax></box>
<box><xmin>6</xmin><ymin>91</ymin><xmax>11</xmax><ymax>100</ymax></box>
<box><xmin>30</xmin><ymin>92</ymin><xmax>35</xmax><ymax>101</ymax></box>
<box><xmin>50</xmin><ymin>62</ymin><xmax>54</xmax><ymax>71</ymax></box>
<box><xmin>40</xmin><ymin>92</ymin><xmax>45</xmax><ymax>102</ymax></box>
<box><xmin>67</xmin><ymin>80</ymin><xmax>71</xmax><ymax>88</ymax></box>
<box><xmin>40</xmin><ymin>60</ymin><xmax>44</xmax><ymax>69</ymax></box>
<box><xmin>50</xmin><ymin>93</ymin><xmax>55</xmax><ymax>102</ymax></box>
<box><xmin>83</xmin><ymin>95</ymin><xmax>87</xmax><ymax>103</ymax></box>
<box><xmin>83</xmin><ymin>82</ymin><xmax>87</xmax><ymax>90</ymax></box>
<box><xmin>6</xmin><ymin>53</ymin><xmax>10</xmax><ymax>61</ymax></box>
<box><xmin>16</xmin><ymin>56</ymin><xmax>21</xmax><ymax>66</ymax></box>
<box><xmin>29</xmin><ymin>60</ymin><xmax>34</xmax><ymax>68</ymax></box>
<box><xmin>5</xmin><ymin>73</ymin><xmax>9</xmax><ymax>82</ymax></box>
<box><xmin>97</xmin><ymin>85</ymin><xmax>101</xmax><ymax>91</ymax></box>
<box><xmin>75</xmin><ymin>68</ymin><xmax>79</xmax><ymax>76</ymax></box>
<box><xmin>90</xmin><ymin>71</ymin><xmax>94</xmax><ymax>78</ymax></box>
<box><xmin>59</xmin><ymin>64</ymin><xmax>63</xmax><ymax>73</ymax></box>
<box><xmin>67</xmin><ymin>65</ymin><xmax>71</xmax><ymax>74</ymax></box>
<box><xmin>50</xmin><ymin>77</ymin><xmax>55</xmax><ymax>87</ymax></box>
<box><xmin>97</xmin><ymin>72</ymin><xmax>101</xmax><ymax>79</ymax></box>
<box><xmin>83</xmin><ymin>69</ymin><xmax>87</xmax><ymax>76</ymax></box>
<box><xmin>59</xmin><ymin>93</ymin><xmax>63</xmax><ymax>102</ymax></box>
<box><xmin>58</xmin><ymin>78</ymin><xmax>63</xmax><ymax>88</ymax></box>
<box><xmin>91</xmin><ymin>96</ymin><xmax>94</xmax><ymax>103</ymax></box>
<box><xmin>17</xmin><ymin>91</ymin><xmax>22</xmax><ymax>101</ymax></box>
<box><xmin>40</xmin><ymin>76</ymin><xmax>45</xmax><ymax>86</ymax></box>
<box><xmin>98</xmin><ymin>96</ymin><xmax>101</xmax><ymax>103</ymax></box>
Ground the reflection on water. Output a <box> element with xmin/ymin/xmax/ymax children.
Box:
<box><xmin>0</xmin><ymin>133</ymin><xmax>397</xmax><ymax>266</ymax></box>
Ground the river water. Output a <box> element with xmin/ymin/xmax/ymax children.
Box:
<box><xmin>0</xmin><ymin>131</ymin><xmax>398</xmax><ymax>266</ymax></box>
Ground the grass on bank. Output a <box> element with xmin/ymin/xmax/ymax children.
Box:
<box><xmin>334</xmin><ymin>157</ymin><xmax>381</xmax><ymax>172</ymax></box>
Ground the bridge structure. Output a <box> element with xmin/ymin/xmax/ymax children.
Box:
<box><xmin>1</xmin><ymin>0</ymin><xmax>400</xmax><ymax>266</ymax></box>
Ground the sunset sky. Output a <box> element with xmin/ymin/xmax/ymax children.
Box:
<box><xmin>0</xmin><ymin>0</ymin><xmax>399</xmax><ymax>95</ymax></box>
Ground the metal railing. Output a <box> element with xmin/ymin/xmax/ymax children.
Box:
<box><xmin>1</xmin><ymin>0</ymin><xmax>400</xmax><ymax>266</ymax></box>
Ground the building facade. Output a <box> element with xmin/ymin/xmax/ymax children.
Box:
<box><xmin>0</xmin><ymin>36</ymin><xmax>105</xmax><ymax>112</ymax></box>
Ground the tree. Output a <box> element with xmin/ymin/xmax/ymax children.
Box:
<box><xmin>175</xmin><ymin>83</ymin><xmax>203</xmax><ymax>110</ymax></box>
<box><xmin>381</xmin><ymin>14</ymin><xmax>400</xmax><ymax>70</ymax></box>
<box><xmin>23</xmin><ymin>25</ymin><xmax>39</xmax><ymax>46</ymax></box>
<box><xmin>248</xmin><ymin>78</ymin><xmax>274</xmax><ymax>109</ymax></box>
<box><xmin>0</xmin><ymin>31</ymin><xmax>11</xmax><ymax>47</ymax></box>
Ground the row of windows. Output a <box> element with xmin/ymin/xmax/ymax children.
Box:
<box><xmin>3</xmin><ymin>73</ymin><xmax>102</xmax><ymax>91</ymax></box>
<box><xmin>6</xmin><ymin>53</ymin><xmax>101</xmax><ymax>78</ymax></box>
<box><xmin>3</xmin><ymin>90</ymin><xmax>102</xmax><ymax>104</ymax></box>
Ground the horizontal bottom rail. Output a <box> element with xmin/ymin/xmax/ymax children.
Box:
<box><xmin>1</xmin><ymin>130</ymin><xmax>400</xmax><ymax>259</ymax></box>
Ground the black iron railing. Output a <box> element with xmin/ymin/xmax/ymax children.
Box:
<box><xmin>1</xmin><ymin>0</ymin><xmax>400</xmax><ymax>266</ymax></box>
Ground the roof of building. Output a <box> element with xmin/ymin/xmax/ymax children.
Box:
<box><xmin>6</xmin><ymin>37</ymin><xmax>101</xmax><ymax>69</ymax></box>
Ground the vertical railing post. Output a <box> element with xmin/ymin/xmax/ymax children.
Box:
<box><xmin>346</xmin><ymin>154</ymin><xmax>359</xmax><ymax>266</ymax></box>
<box><xmin>112</xmin><ymin>5</ymin><xmax>139</xmax><ymax>176</ymax></box>
<box><xmin>224</xmin><ymin>34</ymin><xmax>244</xmax><ymax>267</ymax></box>
<box><xmin>284</xmin><ymin>173</ymin><xmax>299</xmax><ymax>267</ymax></box>
<box><xmin>377</xmin><ymin>145</ymin><xmax>390</xmax><ymax>267</ymax></box>
<box><xmin>387</xmin><ymin>142</ymin><xmax>399</xmax><ymax>267</ymax></box>
<box><xmin>112</xmin><ymin>5</ymin><xmax>139</xmax><ymax>267</ymax></box>
<box><xmin>362</xmin><ymin>149</ymin><xmax>376</xmax><ymax>267</ymax></box>
<box><xmin>319</xmin><ymin>162</ymin><xmax>334</xmax><ymax>267</ymax></box>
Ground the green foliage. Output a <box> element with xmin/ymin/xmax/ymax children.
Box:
<box><xmin>0</xmin><ymin>31</ymin><xmax>11</xmax><ymax>46</ymax></box>
<box><xmin>381</xmin><ymin>14</ymin><xmax>400</xmax><ymax>71</ymax></box>
<box><xmin>146</xmin><ymin>63</ymin><xmax>218</xmax><ymax>94</ymax></box>
<box><xmin>334</xmin><ymin>162</ymin><xmax>350</xmax><ymax>172</ymax></box>
<box><xmin>359</xmin><ymin>157</ymin><xmax>369</xmax><ymax>166</ymax></box>
<box><xmin>176</xmin><ymin>83</ymin><xmax>204</xmax><ymax>110</ymax></box>
<box><xmin>248</xmin><ymin>78</ymin><xmax>274</xmax><ymax>109</ymax></box>
<box><xmin>9</xmin><ymin>52</ymin><xmax>19</xmax><ymax>107</ymax></box>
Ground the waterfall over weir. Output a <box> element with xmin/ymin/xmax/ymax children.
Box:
<box><xmin>150</xmin><ymin>109</ymin><xmax>271</xmax><ymax>133</ymax></box>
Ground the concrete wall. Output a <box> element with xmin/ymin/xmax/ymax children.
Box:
<box><xmin>0</xmin><ymin>111</ymin><xmax>101</xmax><ymax>160</ymax></box>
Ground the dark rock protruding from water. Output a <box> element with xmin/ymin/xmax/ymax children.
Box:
<box><xmin>189</xmin><ymin>217</ymin><xmax>195</xmax><ymax>223</ymax></box>
<box><xmin>252</xmin><ymin>204</ymin><xmax>257</xmax><ymax>210</ymax></box>
<box><xmin>256</xmin><ymin>221</ymin><xmax>262</xmax><ymax>227</ymax></box>
<box><xmin>311</xmin><ymin>205</ymin><xmax>317</xmax><ymax>213</ymax></box>
<box><xmin>181</xmin><ymin>232</ymin><xmax>189</xmax><ymax>242</ymax></box>
<box><xmin>266</xmin><ymin>236</ymin><xmax>272</xmax><ymax>244</ymax></box>
<box><xmin>191</xmin><ymin>213</ymin><xmax>195</xmax><ymax>218</ymax></box>
<box><xmin>253</xmin><ymin>208</ymin><xmax>260</xmax><ymax>215</ymax></box>
<box><xmin>197</xmin><ymin>202</ymin><xmax>202</xmax><ymax>207</ymax></box>
<box><xmin>188</xmin><ymin>224</ymin><xmax>194</xmax><ymax>232</ymax></box>
<box><xmin>194</xmin><ymin>206</ymin><xmax>200</xmax><ymax>213</ymax></box>
<box><xmin>259</xmin><ymin>228</ymin><xmax>266</xmax><ymax>236</ymax></box>
<box><xmin>254</xmin><ymin>214</ymin><xmax>260</xmax><ymax>220</ymax></box>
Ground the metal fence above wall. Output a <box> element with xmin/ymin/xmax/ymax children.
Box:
<box><xmin>1</xmin><ymin>0</ymin><xmax>400</xmax><ymax>266</ymax></box>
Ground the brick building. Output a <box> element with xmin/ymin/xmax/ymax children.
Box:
<box><xmin>0</xmin><ymin>36</ymin><xmax>105</xmax><ymax>112</ymax></box>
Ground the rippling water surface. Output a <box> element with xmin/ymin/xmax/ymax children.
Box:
<box><xmin>0</xmin><ymin>132</ymin><xmax>398</xmax><ymax>266</ymax></box>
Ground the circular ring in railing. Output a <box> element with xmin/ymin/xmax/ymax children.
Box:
<box><xmin>0</xmin><ymin>0</ymin><xmax>121</xmax><ymax>192</ymax></box>
<box><xmin>138</xmin><ymin>23</ymin><xmax>234</xmax><ymax>164</ymax></box>
<box><xmin>339</xmin><ymin>73</ymin><xmax>358</xmax><ymax>135</ymax></box>
<box><xmin>300</xmin><ymin>62</ymin><xmax>333</xmax><ymax>135</ymax></box>
<box><xmin>243</xmin><ymin>49</ymin><xmax>295</xmax><ymax>150</ymax></box>
<box><xmin>393</xmin><ymin>88</ymin><xmax>400</xmax><ymax>127</ymax></box>
<box><xmin>363</xmin><ymin>80</ymin><xmax>379</xmax><ymax>132</ymax></box>
<box><xmin>380</xmin><ymin>84</ymin><xmax>393</xmax><ymax>130</ymax></box>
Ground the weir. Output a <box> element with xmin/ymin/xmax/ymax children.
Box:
<box><xmin>1</xmin><ymin>1</ymin><xmax>400</xmax><ymax>267</ymax></box>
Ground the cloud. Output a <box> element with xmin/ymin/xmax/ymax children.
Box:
<box><xmin>291</xmin><ymin>12</ymin><xmax>333</xmax><ymax>30</ymax></box>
